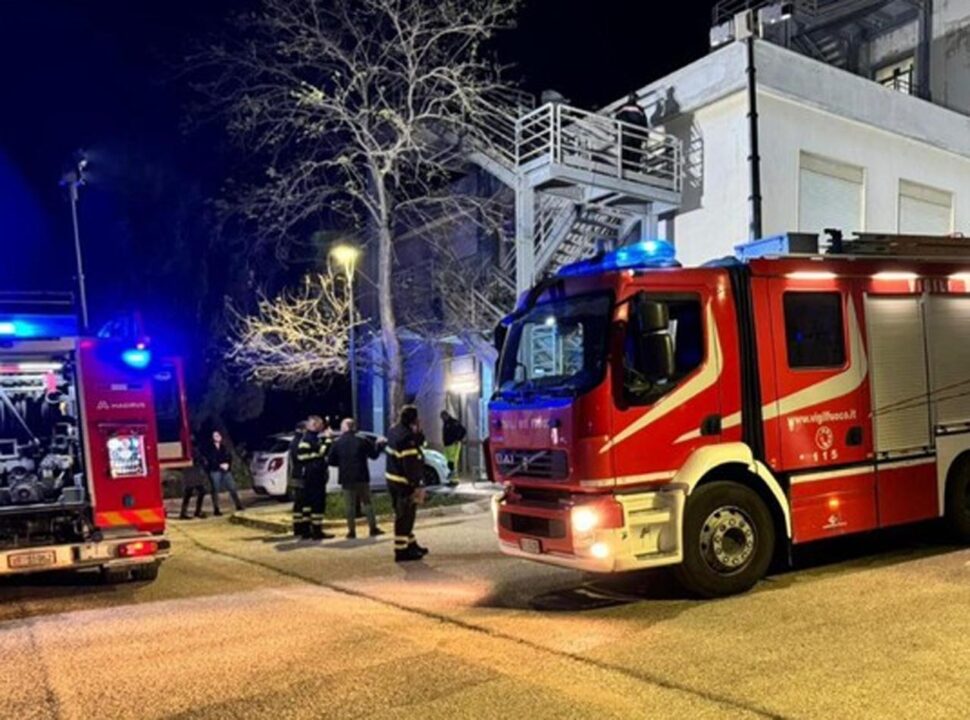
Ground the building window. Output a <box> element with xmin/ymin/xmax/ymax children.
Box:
<box><xmin>898</xmin><ymin>179</ymin><xmax>953</xmax><ymax>235</ymax></box>
<box><xmin>875</xmin><ymin>57</ymin><xmax>915</xmax><ymax>95</ymax></box>
<box><xmin>798</xmin><ymin>152</ymin><xmax>865</xmax><ymax>238</ymax></box>
<box><xmin>783</xmin><ymin>292</ymin><xmax>846</xmax><ymax>369</ymax></box>
<box><xmin>622</xmin><ymin>295</ymin><xmax>703</xmax><ymax>405</ymax></box>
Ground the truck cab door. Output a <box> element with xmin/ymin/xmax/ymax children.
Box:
<box><xmin>606</xmin><ymin>287</ymin><xmax>722</xmax><ymax>485</ymax></box>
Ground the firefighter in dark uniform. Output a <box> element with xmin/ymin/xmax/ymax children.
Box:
<box><xmin>385</xmin><ymin>405</ymin><xmax>429</xmax><ymax>562</ymax></box>
<box><xmin>288</xmin><ymin>421</ymin><xmax>310</xmax><ymax>538</ymax></box>
<box><xmin>291</xmin><ymin>415</ymin><xmax>335</xmax><ymax>540</ymax></box>
<box><xmin>614</xmin><ymin>93</ymin><xmax>648</xmax><ymax>175</ymax></box>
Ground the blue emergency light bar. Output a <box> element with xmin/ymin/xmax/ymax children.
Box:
<box><xmin>557</xmin><ymin>239</ymin><xmax>679</xmax><ymax>278</ymax></box>
<box><xmin>0</xmin><ymin>314</ymin><xmax>79</xmax><ymax>339</ymax></box>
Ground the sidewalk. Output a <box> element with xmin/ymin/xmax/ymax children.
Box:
<box><xmin>193</xmin><ymin>481</ymin><xmax>503</xmax><ymax>534</ymax></box>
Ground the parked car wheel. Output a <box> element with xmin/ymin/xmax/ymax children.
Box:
<box><xmin>673</xmin><ymin>481</ymin><xmax>775</xmax><ymax>598</ymax></box>
<box><xmin>423</xmin><ymin>466</ymin><xmax>441</xmax><ymax>486</ymax></box>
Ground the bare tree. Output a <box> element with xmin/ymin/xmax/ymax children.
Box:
<box><xmin>226</xmin><ymin>272</ymin><xmax>361</xmax><ymax>390</ymax></box>
<box><xmin>196</xmin><ymin>0</ymin><xmax>519</xmax><ymax>413</ymax></box>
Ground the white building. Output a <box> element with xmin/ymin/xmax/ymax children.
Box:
<box><xmin>630</xmin><ymin>0</ymin><xmax>970</xmax><ymax>266</ymax></box>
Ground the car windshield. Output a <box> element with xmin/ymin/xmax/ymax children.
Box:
<box><xmin>497</xmin><ymin>292</ymin><xmax>612</xmax><ymax>397</ymax></box>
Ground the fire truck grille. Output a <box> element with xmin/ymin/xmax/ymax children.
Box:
<box><xmin>494</xmin><ymin>449</ymin><xmax>568</xmax><ymax>480</ymax></box>
<box><xmin>499</xmin><ymin>512</ymin><xmax>567</xmax><ymax>539</ymax></box>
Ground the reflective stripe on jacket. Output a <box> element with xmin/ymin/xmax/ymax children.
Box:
<box><xmin>385</xmin><ymin>424</ymin><xmax>424</xmax><ymax>487</ymax></box>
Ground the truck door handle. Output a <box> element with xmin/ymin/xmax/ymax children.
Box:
<box><xmin>700</xmin><ymin>414</ymin><xmax>722</xmax><ymax>436</ymax></box>
<box><xmin>846</xmin><ymin>426</ymin><xmax>863</xmax><ymax>446</ymax></box>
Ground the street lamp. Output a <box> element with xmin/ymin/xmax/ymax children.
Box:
<box><xmin>59</xmin><ymin>151</ymin><xmax>90</xmax><ymax>332</ymax></box>
<box><xmin>331</xmin><ymin>243</ymin><xmax>361</xmax><ymax>420</ymax></box>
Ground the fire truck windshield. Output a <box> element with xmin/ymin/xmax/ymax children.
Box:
<box><xmin>497</xmin><ymin>293</ymin><xmax>612</xmax><ymax>398</ymax></box>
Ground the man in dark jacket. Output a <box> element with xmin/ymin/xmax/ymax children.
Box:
<box><xmin>386</xmin><ymin>405</ymin><xmax>428</xmax><ymax>562</ymax></box>
<box><xmin>205</xmin><ymin>430</ymin><xmax>243</xmax><ymax>516</ymax></box>
<box><xmin>614</xmin><ymin>93</ymin><xmax>648</xmax><ymax>175</ymax></box>
<box><xmin>440</xmin><ymin>410</ymin><xmax>467</xmax><ymax>483</ymax></box>
<box><xmin>291</xmin><ymin>415</ymin><xmax>334</xmax><ymax>540</ymax></box>
<box><xmin>328</xmin><ymin>418</ymin><xmax>386</xmax><ymax>539</ymax></box>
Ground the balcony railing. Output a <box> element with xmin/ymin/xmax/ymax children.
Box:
<box><xmin>516</xmin><ymin>103</ymin><xmax>682</xmax><ymax>194</ymax></box>
<box><xmin>878</xmin><ymin>67</ymin><xmax>915</xmax><ymax>95</ymax></box>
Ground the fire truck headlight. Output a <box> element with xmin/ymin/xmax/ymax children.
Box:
<box><xmin>571</xmin><ymin>507</ymin><xmax>599</xmax><ymax>533</ymax></box>
<box><xmin>590</xmin><ymin>542</ymin><xmax>610</xmax><ymax>559</ymax></box>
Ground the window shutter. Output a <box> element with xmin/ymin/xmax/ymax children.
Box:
<box><xmin>798</xmin><ymin>152</ymin><xmax>864</xmax><ymax>236</ymax></box>
<box><xmin>898</xmin><ymin>180</ymin><xmax>953</xmax><ymax>235</ymax></box>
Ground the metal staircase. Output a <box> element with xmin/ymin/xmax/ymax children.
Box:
<box><xmin>466</xmin><ymin>93</ymin><xmax>684</xmax><ymax>293</ymax></box>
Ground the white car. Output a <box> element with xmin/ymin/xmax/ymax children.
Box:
<box><xmin>250</xmin><ymin>432</ymin><xmax>450</xmax><ymax>499</ymax></box>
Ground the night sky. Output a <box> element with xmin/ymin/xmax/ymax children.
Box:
<box><xmin>0</xmin><ymin>0</ymin><xmax>714</xmax><ymax>306</ymax></box>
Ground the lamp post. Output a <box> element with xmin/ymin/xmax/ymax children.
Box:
<box><xmin>331</xmin><ymin>243</ymin><xmax>361</xmax><ymax>420</ymax></box>
<box><xmin>59</xmin><ymin>152</ymin><xmax>90</xmax><ymax>332</ymax></box>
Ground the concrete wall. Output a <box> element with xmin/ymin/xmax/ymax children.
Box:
<box><xmin>651</xmin><ymin>39</ymin><xmax>970</xmax><ymax>265</ymax></box>
<box><xmin>662</xmin><ymin>90</ymin><xmax>752</xmax><ymax>267</ymax></box>
<box><xmin>758</xmin><ymin>89</ymin><xmax>970</xmax><ymax>238</ymax></box>
<box><xmin>932</xmin><ymin>0</ymin><xmax>970</xmax><ymax>116</ymax></box>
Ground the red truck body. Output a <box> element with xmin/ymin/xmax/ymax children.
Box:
<box><xmin>0</xmin><ymin>294</ymin><xmax>188</xmax><ymax>580</ymax></box>
<box><xmin>490</xmin><ymin>234</ymin><xmax>970</xmax><ymax>596</ymax></box>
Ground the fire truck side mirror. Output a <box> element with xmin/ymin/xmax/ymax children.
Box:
<box><xmin>493</xmin><ymin>322</ymin><xmax>508</xmax><ymax>355</ymax></box>
<box><xmin>639</xmin><ymin>333</ymin><xmax>675</xmax><ymax>382</ymax></box>
<box><xmin>634</xmin><ymin>298</ymin><xmax>669</xmax><ymax>334</ymax></box>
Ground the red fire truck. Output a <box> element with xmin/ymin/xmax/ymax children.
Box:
<box><xmin>0</xmin><ymin>293</ymin><xmax>191</xmax><ymax>582</ymax></box>
<box><xmin>490</xmin><ymin>232</ymin><xmax>970</xmax><ymax>597</ymax></box>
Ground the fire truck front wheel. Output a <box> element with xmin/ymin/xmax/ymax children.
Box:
<box><xmin>674</xmin><ymin>481</ymin><xmax>775</xmax><ymax>599</ymax></box>
<box><xmin>944</xmin><ymin>459</ymin><xmax>970</xmax><ymax>542</ymax></box>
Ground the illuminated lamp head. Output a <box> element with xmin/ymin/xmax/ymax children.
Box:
<box><xmin>0</xmin><ymin>321</ymin><xmax>15</xmax><ymax>336</ymax></box>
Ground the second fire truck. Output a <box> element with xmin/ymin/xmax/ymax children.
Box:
<box><xmin>490</xmin><ymin>232</ymin><xmax>970</xmax><ymax>597</ymax></box>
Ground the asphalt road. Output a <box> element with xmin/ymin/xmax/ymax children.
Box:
<box><xmin>2</xmin><ymin>512</ymin><xmax>970</xmax><ymax>719</ymax></box>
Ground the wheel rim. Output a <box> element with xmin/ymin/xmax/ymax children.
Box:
<box><xmin>699</xmin><ymin>505</ymin><xmax>757</xmax><ymax>576</ymax></box>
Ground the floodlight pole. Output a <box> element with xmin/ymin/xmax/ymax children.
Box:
<box><xmin>66</xmin><ymin>179</ymin><xmax>89</xmax><ymax>332</ymax></box>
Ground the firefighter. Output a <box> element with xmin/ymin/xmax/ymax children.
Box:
<box><xmin>288</xmin><ymin>420</ymin><xmax>310</xmax><ymax>538</ymax></box>
<box><xmin>385</xmin><ymin>405</ymin><xmax>428</xmax><ymax>562</ymax></box>
<box><xmin>291</xmin><ymin>415</ymin><xmax>335</xmax><ymax>540</ymax></box>
<box><xmin>614</xmin><ymin>93</ymin><xmax>648</xmax><ymax>175</ymax></box>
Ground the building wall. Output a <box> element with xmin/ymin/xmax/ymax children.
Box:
<box><xmin>932</xmin><ymin>0</ymin><xmax>970</xmax><ymax>116</ymax></box>
<box><xmin>758</xmin><ymin>89</ymin><xmax>970</xmax><ymax>240</ymax></box>
<box><xmin>665</xmin><ymin>90</ymin><xmax>752</xmax><ymax>268</ymax></box>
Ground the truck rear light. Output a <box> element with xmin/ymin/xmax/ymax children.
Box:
<box><xmin>267</xmin><ymin>457</ymin><xmax>284</xmax><ymax>472</ymax></box>
<box><xmin>118</xmin><ymin>541</ymin><xmax>158</xmax><ymax>558</ymax></box>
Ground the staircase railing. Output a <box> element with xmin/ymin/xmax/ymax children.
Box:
<box><xmin>467</xmin><ymin>89</ymin><xmax>536</xmax><ymax>172</ymax></box>
<box><xmin>517</xmin><ymin>103</ymin><xmax>682</xmax><ymax>193</ymax></box>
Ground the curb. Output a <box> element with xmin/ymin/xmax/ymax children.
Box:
<box><xmin>228</xmin><ymin>496</ymin><xmax>493</xmax><ymax>535</ymax></box>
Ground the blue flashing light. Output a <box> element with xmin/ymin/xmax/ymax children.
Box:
<box><xmin>121</xmin><ymin>348</ymin><xmax>152</xmax><ymax>369</ymax></box>
<box><xmin>557</xmin><ymin>240</ymin><xmax>679</xmax><ymax>278</ymax></box>
<box><xmin>0</xmin><ymin>314</ymin><xmax>78</xmax><ymax>339</ymax></box>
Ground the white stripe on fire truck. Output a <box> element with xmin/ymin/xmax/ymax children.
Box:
<box><xmin>600</xmin><ymin>304</ymin><xmax>723</xmax><ymax>454</ymax></box>
<box><xmin>790</xmin><ymin>456</ymin><xmax>935</xmax><ymax>485</ymax></box>
<box><xmin>673</xmin><ymin>300</ymin><xmax>869</xmax><ymax>445</ymax></box>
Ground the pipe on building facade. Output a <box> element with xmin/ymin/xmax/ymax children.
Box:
<box><xmin>746</xmin><ymin>35</ymin><xmax>764</xmax><ymax>241</ymax></box>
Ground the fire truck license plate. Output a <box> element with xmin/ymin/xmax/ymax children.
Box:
<box><xmin>8</xmin><ymin>550</ymin><xmax>57</xmax><ymax>570</ymax></box>
<box><xmin>519</xmin><ymin>538</ymin><xmax>542</xmax><ymax>554</ymax></box>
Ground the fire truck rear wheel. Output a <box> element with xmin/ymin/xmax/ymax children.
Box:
<box><xmin>131</xmin><ymin>562</ymin><xmax>160</xmax><ymax>582</ymax></box>
<box><xmin>674</xmin><ymin>481</ymin><xmax>775</xmax><ymax>599</ymax></box>
<box><xmin>944</xmin><ymin>461</ymin><xmax>970</xmax><ymax>542</ymax></box>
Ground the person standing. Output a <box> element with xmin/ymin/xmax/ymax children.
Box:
<box><xmin>292</xmin><ymin>415</ymin><xmax>334</xmax><ymax>540</ymax></box>
<box><xmin>206</xmin><ymin>430</ymin><xmax>243</xmax><ymax>516</ymax></box>
<box><xmin>288</xmin><ymin>420</ymin><xmax>309</xmax><ymax>538</ymax></box>
<box><xmin>386</xmin><ymin>405</ymin><xmax>428</xmax><ymax>562</ymax></box>
<box><xmin>614</xmin><ymin>93</ymin><xmax>648</xmax><ymax>175</ymax></box>
<box><xmin>440</xmin><ymin>410</ymin><xmax>467</xmax><ymax>484</ymax></box>
<box><xmin>177</xmin><ymin>469</ymin><xmax>208</xmax><ymax>520</ymax></box>
<box><xmin>328</xmin><ymin>418</ymin><xmax>386</xmax><ymax>539</ymax></box>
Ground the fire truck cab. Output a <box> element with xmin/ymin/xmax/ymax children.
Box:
<box><xmin>490</xmin><ymin>233</ymin><xmax>970</xmax><ymax>597</ymax></box>
<box><xmin>0</xmin><ymin>293</ymin><xmax>189</xmax><ymax>582</ymax></box>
